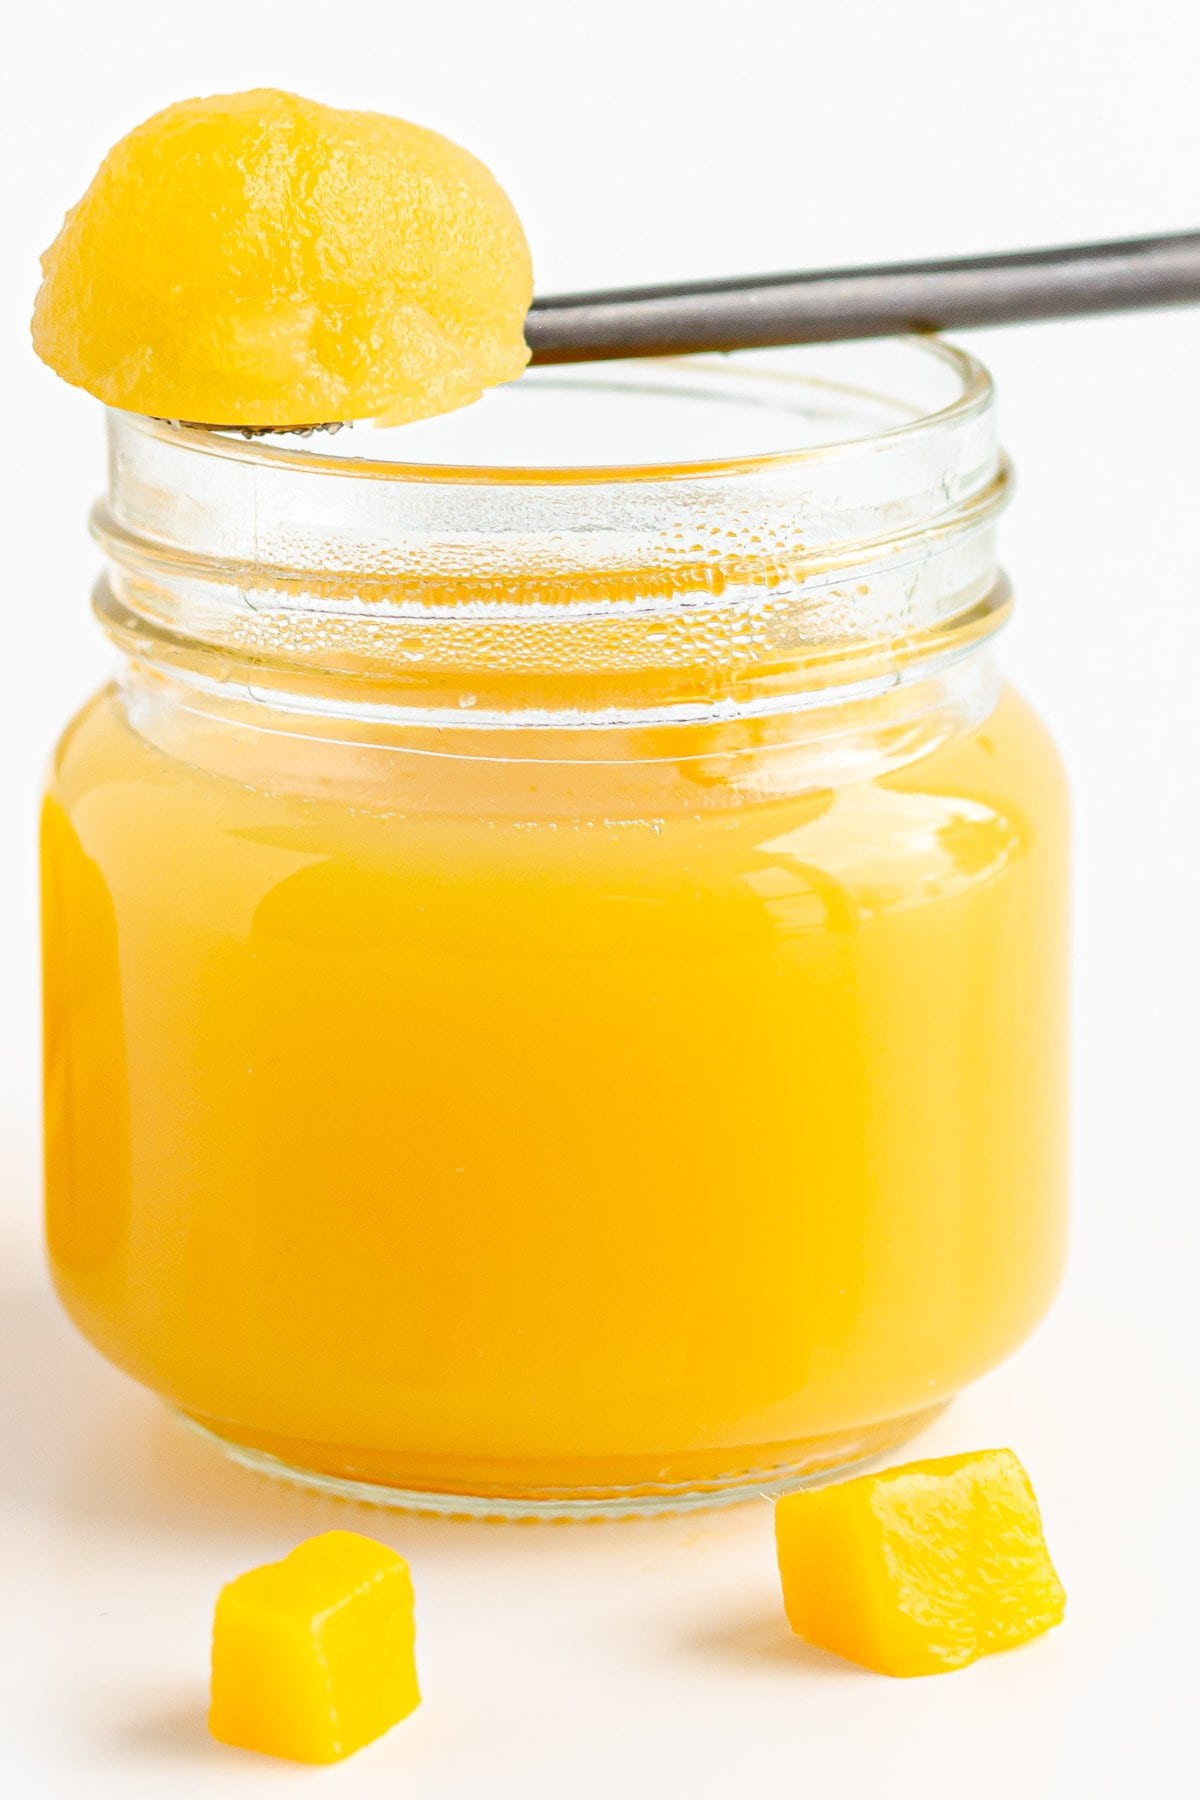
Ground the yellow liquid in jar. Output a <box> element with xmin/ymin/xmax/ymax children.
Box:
<box><xmin>42</xmin><ymin>682</ymin><xmax>1068</xmax><ymax>1499</ymax></box>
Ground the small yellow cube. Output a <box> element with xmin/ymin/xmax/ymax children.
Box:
<box><xmin>775</xmin><ymin>1448</ymin><xmax>1065</xmax><ymax>1677</ymax></box>
<box><xmin>209</xmin><ymin>1530</ymin><xmax>420</xmax><ymax>1762</ymax></box>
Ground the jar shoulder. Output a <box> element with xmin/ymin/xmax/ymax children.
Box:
<box><xmin>44</xmin><ymin>682</ymin><xmax>1066</xmax><ymax>933</ymax></box>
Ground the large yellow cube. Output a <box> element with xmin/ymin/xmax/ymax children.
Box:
<box><xmin>775</xmin><ymin>1449</ymin><xmax>1065</xmax><ymax>1676</ymax></box>
<box><xmin>209</xmin><ymin>1530</ymin><xmax>420</xmax><ymax>1762</ymax></box>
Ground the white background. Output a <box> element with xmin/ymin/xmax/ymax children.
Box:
<box><xmin>2</xmin><ymin>2</ymin><xmax>1198</xmax><ymax>1793</ymax></box>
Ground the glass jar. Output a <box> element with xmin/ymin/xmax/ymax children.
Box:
<box><xmin>42</xmin><ymin>341</ymin><xmax>1069</xmax><ymax>1518</ymax></box>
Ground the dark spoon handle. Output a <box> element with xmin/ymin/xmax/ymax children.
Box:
<box><xmin>525</xmin><ymin>230</ymin><xmax>1200</xmax><ymax>363</ymax></box>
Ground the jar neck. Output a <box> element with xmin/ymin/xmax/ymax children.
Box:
<box><xmin>94</xmin><ymin>343</ymin><xmax>1010</xmax><ymax>779</ymax></box>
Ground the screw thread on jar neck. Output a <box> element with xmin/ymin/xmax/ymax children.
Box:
<box><xmin>95</xmin><ymin>341</ymin><xmax>1010</xmax><ymax>773</ymax></box>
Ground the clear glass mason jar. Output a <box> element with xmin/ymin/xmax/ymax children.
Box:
<box><xmin>42</xmin><ymin>341</ymin><xmax>1069</xmax><ymax>1518</ymax></box>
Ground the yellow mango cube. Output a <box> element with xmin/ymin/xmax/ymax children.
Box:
<box><xmin>209</xmin><ymin>1530</ymin><xmax>420</xmax><ymax>1762</ymax></box>
<box><xmin>775</xmin><ymin>1449</ymin><xmax>1065</xmax><ymax>1677</ymax></box>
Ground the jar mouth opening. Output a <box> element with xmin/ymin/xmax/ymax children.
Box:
<box><xmin>135</xmin><ymin>336</ymin><xmax>993</xmax><ymax>487</ymax></box>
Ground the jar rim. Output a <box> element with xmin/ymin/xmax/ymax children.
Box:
<box><xmin>132</xmin><ymin>336</ymin><xmax>993</xmax><ymax>488</ymax></box>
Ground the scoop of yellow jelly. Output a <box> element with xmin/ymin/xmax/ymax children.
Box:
<box><xmin>775</xmin><ymin>1449</ymin><xmax>1065</xmax><ymax>1677</ymax></box>
<box><xmin>209</xmin><ymin>1530</ymin><xmax>420</xmax><ymax>1763</ymax></box>
<box><xmin>32</xmin><ymin>88</ymin><xmax>532</xmax><ymax>427</ymax></box>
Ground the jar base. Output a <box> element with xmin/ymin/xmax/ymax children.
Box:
<box><xmin>173</xmin><ymin>1401</ymin><xmax>950</xmax><ymax>1521</ymax></box>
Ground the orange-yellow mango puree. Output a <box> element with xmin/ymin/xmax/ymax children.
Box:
<box><xmin>42</xmin><ymin>683</ymin><xmax>1067</xmax><ymax>1493</ymax></box>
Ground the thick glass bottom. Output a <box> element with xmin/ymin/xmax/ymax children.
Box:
<box><xmin>175</xmin><ymin>1400</ymin><xmax>950</xmax><ymax>1521</ymax></box>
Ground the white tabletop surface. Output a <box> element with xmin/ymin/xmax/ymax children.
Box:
<box><xmin>4</xmin><ymin>2</ymin><xmax>1200</xmax><ymax>1794</ymax></box>
<box><xmin>4</xmin><ymin>1247</ymin><xmax>1197</xmax><ymax>1799</ymax></box>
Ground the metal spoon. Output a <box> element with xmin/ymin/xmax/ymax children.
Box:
<box><xmin>524</xmin><ymin>229</ymin><xmax>1200</xmax><ymax>363</ymax></box>
<box><xmin>183</xmin><ymin>229</ymin><xmax>1200</xmax><ymax>434</ymax></box>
